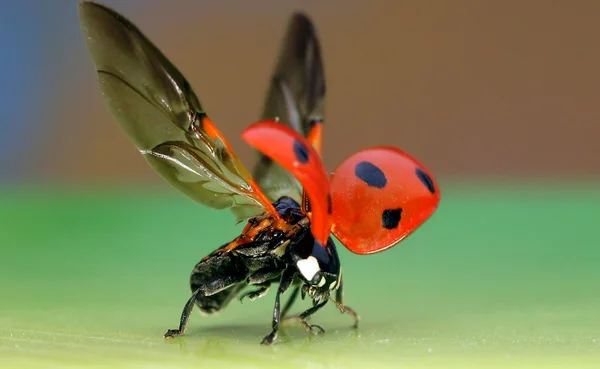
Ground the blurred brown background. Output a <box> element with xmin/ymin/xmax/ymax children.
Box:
<box><xmin>3</xmin><ymin>0</ymin><xmax>599</xmax><ymax>183</ymax></box>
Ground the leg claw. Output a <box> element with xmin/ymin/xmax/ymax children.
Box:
<box><xmin>300</xmin><ymin>320</ymin><xmax>325</xmax><ymax>335</ymax></box>
<box><xmin>308</xmin><ymin>324</ymin><xmax>325</xmax><ymax>335</ymax></box>
<box><xmin>337</xmin><ymin>304</ymin><xmax>360</xmax><ymax>329</ymax></box>
<box><xmin>164</xmin><ymin>329</ymin><xmax>182</xmax><ymax>339</ymax></box>
<box><xmin>261</xmin><ymin>332</ymin><xmax>276</xmax><ymax>345</ymax></box>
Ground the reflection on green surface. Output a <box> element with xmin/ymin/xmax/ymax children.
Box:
<box><xmin>1</xmin><ymin>184</ymin><xmax>599</xmax><ymax>368</ymax></box>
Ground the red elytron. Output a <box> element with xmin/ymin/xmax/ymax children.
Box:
<box><xmin>243</xmin><ymin>122</ymin><xmax>440</xmax><ymax>256</ymax></box>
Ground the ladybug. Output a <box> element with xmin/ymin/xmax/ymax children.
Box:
<box><xmin>78</xmin><ymin>1</ymin><xmax>440</xmax><ymax>345</ymax></box>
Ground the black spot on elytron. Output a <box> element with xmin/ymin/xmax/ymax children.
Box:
<box><xmin>355</xmin><ymin>161</ymin><xmax>387</xmax><ymax>188</ymax></box>
<box><xmin>381</xmin><ymin>208</ymin><xmax>402</xmax><ymax>229</ymax></box>
<box><xmin>293</xmin><ymin>139</ymin><xmax>309</xmax><ymax>164</ymax></box>
<box><xmin>415</xmin><ymin>167</ymin><xmax>435</xmax><ymax>194</ymax></box>
<box><xmin>327</xmin><ymin>193</ymin><xmax>333</xmax><ymax>214</ymax></box>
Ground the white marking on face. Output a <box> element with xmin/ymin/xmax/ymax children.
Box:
<box><xmin>329</xmin><ymin>281</ymin><xmax>336</xmax><ymax>290</ymax></box>
<box><xmin>296</xmin><ymin>256</ymin><xmax>320</xmax><ymax>282</ymax></box>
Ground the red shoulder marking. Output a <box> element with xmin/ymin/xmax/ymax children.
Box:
<box><xmin>203</xmin><ymin>213</ymin><xmax>305</xmax><ymax>260</ymax></box>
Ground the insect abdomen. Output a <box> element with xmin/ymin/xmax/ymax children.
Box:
<box><xmin>190</xmin><ymin>251</ymin><xmax>248</xmax><ymax>314</ymax></box>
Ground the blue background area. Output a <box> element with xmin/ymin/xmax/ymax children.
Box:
<box><xmin>0</xmin><ymin>2</ymin><xmax>60</xmax><ymax>178</ymax></box>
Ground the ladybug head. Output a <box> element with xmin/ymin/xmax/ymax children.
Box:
<box><xmin>289</xmin><ymin>231</ymin><xmax>341</xmax><ymax>299</ymax></box>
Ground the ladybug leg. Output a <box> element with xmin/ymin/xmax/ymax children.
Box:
<box><xmin>280</xmin><ymin>285</ymin><xmax>300</xmax><ymax>321</ymax></box>
<box><xmin>164</xmin><ymin>275</ymin><xmax>243</xmax><ymax>339</ymax></box>
<box><xmin>296</xmin><ymin>299</ymin><xmax>328</xmax><ymax>336</ymax></box>
<box><xmin>333</xmin><ymin>277</ymin><xmax>360</xmax><ymax>329</ymax></box>
<box><xmin>280</xmin><ymin>284</ymin><xmax>314</xmax><ymax>324</ymax></box>
<box><xmin>260</xmin><ymin>268</ymin><xmax>296</xmax><ymax>345</ymax></box>
<box><xmin>239</xmin><ymin>267</ymin><xmax>282</xmax><ymax>302</ymax></box>
<box><xmin>163</xmin><ymin>289</ymin><xmax>202</xmax><ymax>339</ymax></box>
<box><xmin>335</xmin><ymin>276</ymin><xmax>345</xmax><ymax>304</ymax></box>
<box><xmin>238</xmin><ymin>282</ymin><xmax>271</xmax><ymax>302</ymax></box>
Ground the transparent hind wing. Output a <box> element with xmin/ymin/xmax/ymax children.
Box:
<box><xmin>79</xmin><ymin>1</ymin><xmax>277</xmax><ymax>221</ymax></box>
<box><xmin>253</xmin><ymin>12</ymin><xmax>326</xmax><ymax>204</ymax></box>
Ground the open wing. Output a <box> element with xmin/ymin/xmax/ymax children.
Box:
<box><xmin>243</xmin><ymin>121</ymin><xmax>332</xmax><ymax>246</ymax></box>
<box><xmin>78</xmin><ymin>1</ymin><xmax>277</xmax><ymax>222</ymax></box>
<box><xmin>253</xmin><ymin>12</ymin><xmax>326</xmax><ymax>204</ymax></box>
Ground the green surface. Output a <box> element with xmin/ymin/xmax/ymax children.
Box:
<box><xmin>1</xmin><ymin>184</ymin><xmax>599</xmax><ymax>368</ymax></box>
